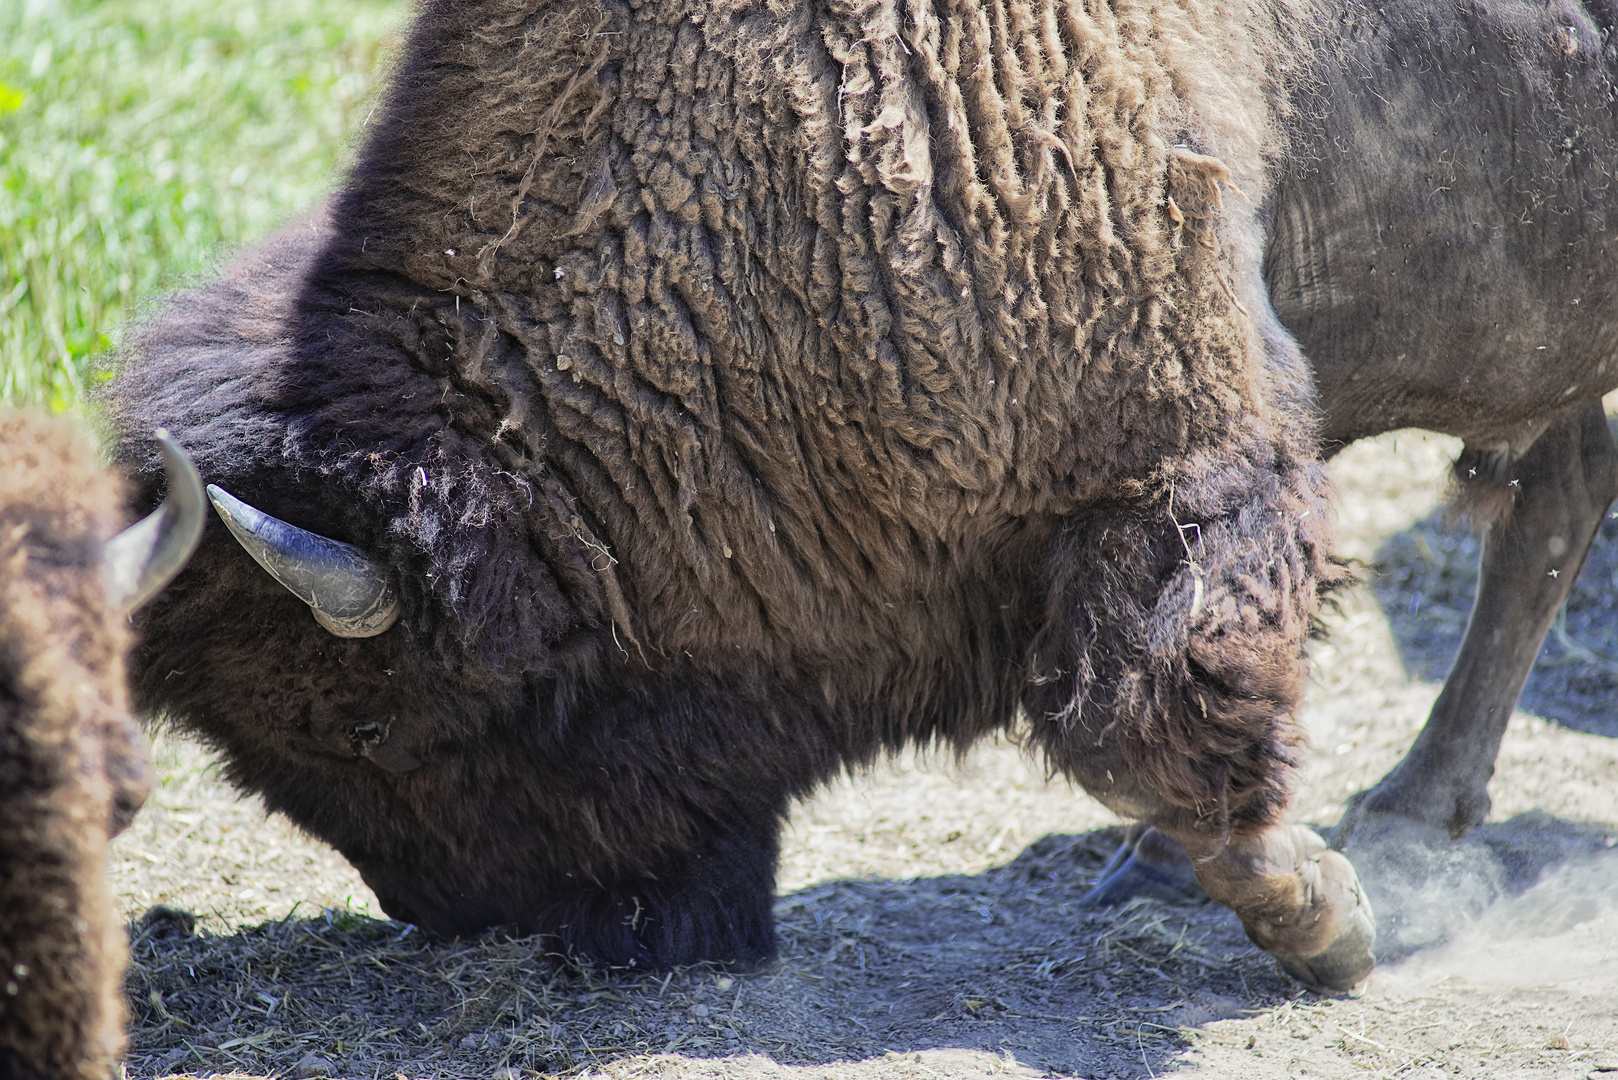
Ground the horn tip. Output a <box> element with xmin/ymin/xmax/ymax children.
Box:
<box><xmin>105</xmin><ymin>429</ymin><xmax>206</xmax><ymax>612</ymax></box>
<box><xmin>206</xmin><ymin>484</ymin><xmax>236</xmax><ymax>512</ymax></box>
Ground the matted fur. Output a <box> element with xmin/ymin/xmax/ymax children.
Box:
<box><xmin>0</xmin><ymin>411</ymin><xmax>138</xmax><ymax>1080</ymax></box>
<box><xmin>108</xmin><ymin>0</ymin><xmax>1334</xmax><ymax>965</ymax></box>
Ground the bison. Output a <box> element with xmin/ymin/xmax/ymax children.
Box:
<box><xmin>105</xmin><ymin>0</ymin><xmax>1377</xmax><ymax>990</ymax></box>
<box><xmin>1083</xmin><ymin>0</ymin><xmax>1618</xmax><ymax>906</ymax></box>
<box><xmin>1</xmin><ymin>411</ymin><xmax>202</xmax><ymax>1080</ymax></box>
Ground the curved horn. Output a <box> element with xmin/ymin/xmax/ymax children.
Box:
<box><xmin>206</xmin><ymin>484</ymin><xmax>400</xmax><ymax>638</ymax></box>
<box><xmin>103</xmin><ymin>429</ymin><xmax>206</xmax><ymax>612</ymax></box>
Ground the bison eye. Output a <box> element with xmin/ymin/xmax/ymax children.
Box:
<box><xmin>347</xmin><ymin>720</ymin><xmax>388</xmax><ymax>751</ymax></box>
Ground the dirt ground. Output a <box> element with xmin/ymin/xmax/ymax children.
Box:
<box><xmin>110</xmin><ymin>428</ymin><xmax>1618</xmax><ymax>1080</ymax></box>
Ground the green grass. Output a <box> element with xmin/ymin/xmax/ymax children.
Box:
<box><xmin>0</xmin><ymin>0</ymin><xmax>405</xmax><ymax>411</ymax></box>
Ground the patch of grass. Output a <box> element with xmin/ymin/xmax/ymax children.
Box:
<box><xmin>0</xmin><ymin>0</ymin><xmax>405</xmax><ymax>411</ymax></box>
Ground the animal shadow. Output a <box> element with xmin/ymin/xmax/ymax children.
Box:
<box><xmin>122</xmin><ymin>829</ymin><xmax>1298</xmax><ymax>1079</ymax></box>
<box><xmin>1372</xmin><ymin>506</ymin><xmax>1618</xmax><ymax>739</ymax></box>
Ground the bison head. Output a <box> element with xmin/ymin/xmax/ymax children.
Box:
<box><xmin>124</xmin><ymin>464</ymin><xmax>792</xmax><ymax>964</ymax></box>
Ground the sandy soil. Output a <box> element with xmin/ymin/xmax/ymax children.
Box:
<box><xmin>110</xmin><ymin>429</ymin><xmax>1618</xmax><ymax>1080</ymax></box>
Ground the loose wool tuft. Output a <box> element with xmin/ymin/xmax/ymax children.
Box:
<box><xmin>0</xmin><ymin>411</ymin><xmax>141</xmax><ymax>1080</ymax></box>
<box><xmin>109</xmin><ymin>0</ymin><xmax>1336</xmax><ymax>964</ymax></box>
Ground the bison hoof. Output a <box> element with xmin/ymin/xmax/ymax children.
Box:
<box><xmin>1255</xmin><ymin>844</ymin><xmax>1376</xmax><ymax>993</ymax></box>
<box><xmin>1080</xmin><ymin>829</ymin><xmax>1208</xmax><ymax>907</ymax></box>
<box><xmin>1079</xmin><ymin>849</ymin><xmax>1208</xmax><ymax>907</ymax></box>
<box><xmin>1196</xmin><ymin>824</ymin><xmax>1376</xmax><ymax>993</ymax></box>
<box><xmin>1332</xmin><ymin>782</ymin><xmax>1487</xmax><ymax>847</ymax></box>
<box><xmin>1267</xmin><ymin>892</ymin><xmax>1375</xmax><ymax>990</ymax></box>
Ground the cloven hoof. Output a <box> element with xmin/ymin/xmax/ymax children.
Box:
<box><xmin>1255</xmin><ymin>843</ymin><xmax>1376</xmax><ymax>993</ymax></box>
<box><xmin>1200</xmin><ymin>825</ymin><xmax>1377</xmax><ymax>993</ymax></box>
<box><xmin>1266</xmin><ymin>871</ymin><xmax>1376</xmax><ymax>991</ymax></box>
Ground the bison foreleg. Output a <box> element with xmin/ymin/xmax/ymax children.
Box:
<box><xmin>532</xmin><ymin>817</ymin><xmax>780</xmax><ymax>970</ymax></box>
<box><xmin>1027</xmin><ymin>442</ymin><xmax>1373</xmax><ymax>989</ymax></box>
<box><xmin>1335</xmin><ymin>402</ymin><xmax>1618</xmax><ymax>846</ymax></box>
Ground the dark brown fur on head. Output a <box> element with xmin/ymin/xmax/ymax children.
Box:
<box><xmin>107</xmin><ymin>0</ymin><xmax>1330</xmax><ymax>967</ymax></box>
<box><xmin>0</xmin><ymin>410</ymin><xmax>140</xmax><ymax>1080</ymax></box>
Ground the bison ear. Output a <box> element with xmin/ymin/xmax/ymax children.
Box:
<box><xmin>104</xmin><ymin>429</ymin><xmax>206</xmax><ymax>611</ymax></box>
<box><xmin>206</xmin><ymin>484</ymin><xmax>401</xmax><ymax>638</ymax></box>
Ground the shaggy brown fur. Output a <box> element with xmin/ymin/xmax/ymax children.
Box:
<box><xmin>0</xmin><ymin>410</ymin><xmax>142</xmax><ymax>1080</ymax></box>
<box><xmin>108</xmin><ymin>0</ymin><xmax>1337</xmax><ymax>964</ymax></box>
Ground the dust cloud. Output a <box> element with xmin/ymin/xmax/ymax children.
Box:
<box><xmin>1373</xmin><ymin>842</ymin><xmax>1618</xmax><ymax>999</ymax></box>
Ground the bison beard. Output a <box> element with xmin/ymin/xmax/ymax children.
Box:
<box><xmin>107</xmin><ymin>0</ymin><xmax>1371</xmax><ymax>985</ymax></box>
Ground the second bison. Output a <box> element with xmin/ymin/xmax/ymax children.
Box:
<box><xmin>108</xmin><ymin>0</ymin><xmax>1373</xmax><ymax>988</ymax></box>
<box><xmin>1</xmin><ymin>412</ymin><xmax>201</xmax><ymax>1080</ymax></box>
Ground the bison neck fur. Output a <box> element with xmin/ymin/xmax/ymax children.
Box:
<box><xmin>1</xmin><ymin>412</ymin><xmax>139</xmax><ymax>1080</ymax></box>
<box><xmin>109</xmin><ymin>0</ymin><xmax>1336</xmax><ymax>967</ymax></box>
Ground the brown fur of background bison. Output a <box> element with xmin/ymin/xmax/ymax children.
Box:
<box><xmin>1</xmin><ymin>410</ymin><xmax>200</xmax><ymax>1080</ymax></box>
